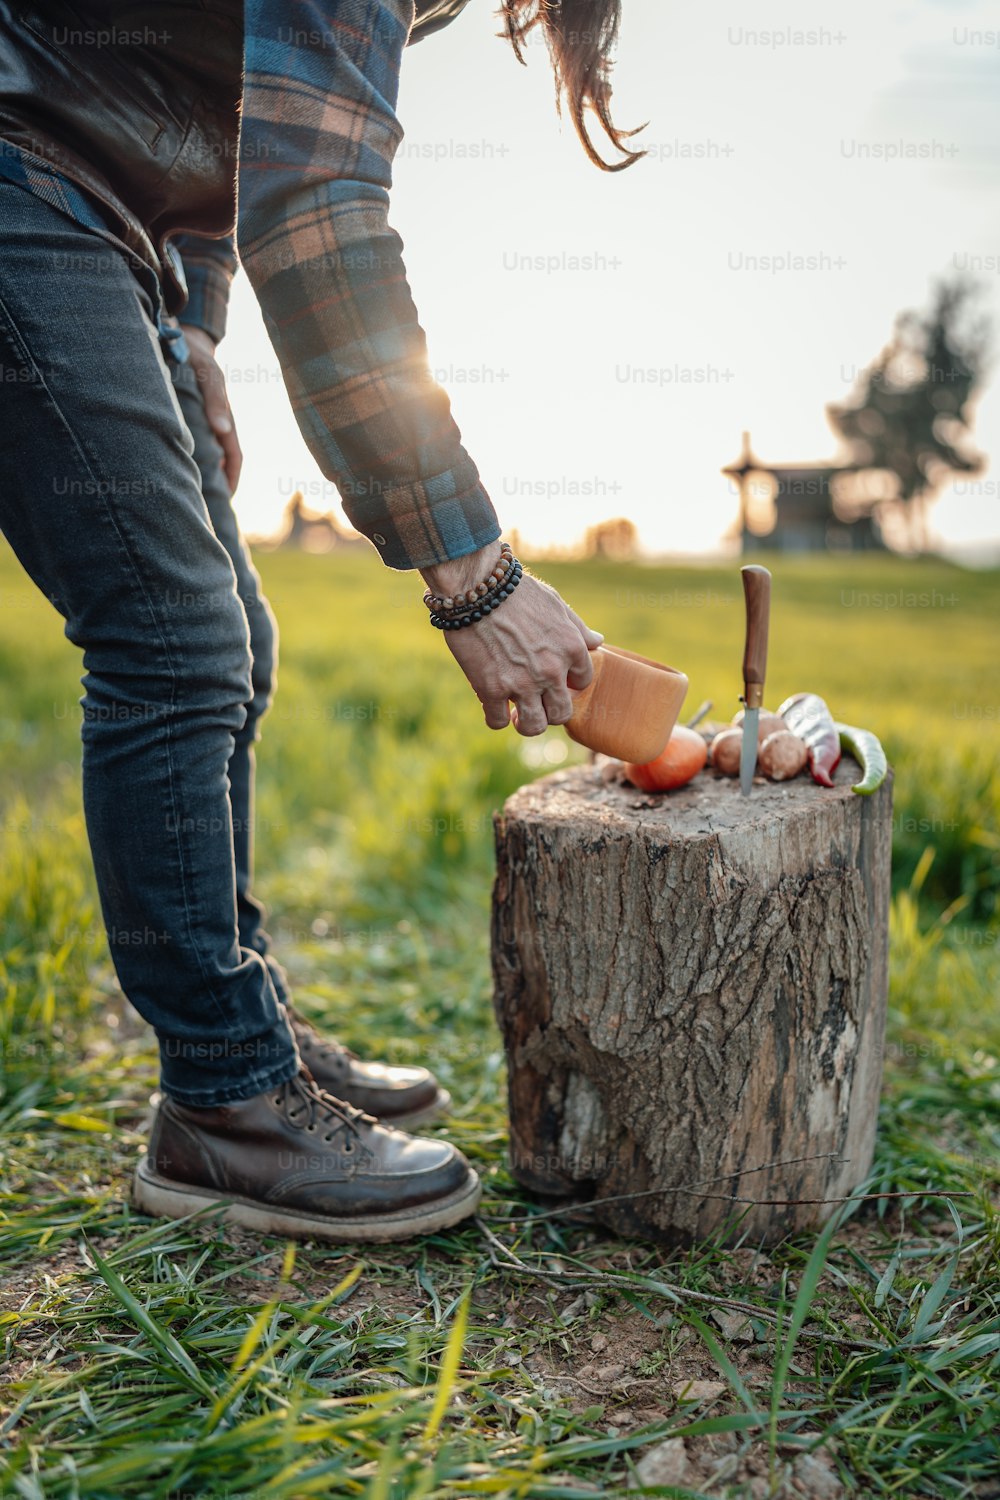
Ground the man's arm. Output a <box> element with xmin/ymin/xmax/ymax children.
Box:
<box><xmin>237</xmin><ymin>0</ymin><xmax>501</xmax><ymax>571</ymax></box>
<box><xmin>237</xmin><ymin>0</ymin><xmax>602</xmax><ymax>734</ymax></box>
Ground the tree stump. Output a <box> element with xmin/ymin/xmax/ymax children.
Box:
<box><xmin>491</xmin><ymin>757</ymin><xmax>893</xmax><ymax>1245</ymax></box>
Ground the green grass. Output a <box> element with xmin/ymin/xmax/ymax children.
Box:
<box><xmin>1</xmin><ymin>545</ymin><xmax>998</xmax><ymax>1498</ymax></box>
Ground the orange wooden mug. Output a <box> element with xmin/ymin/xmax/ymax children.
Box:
<box><xmin>565</xmin><ymin>644</ymin><xmax>689</xmax><ymax>763</ymax></box>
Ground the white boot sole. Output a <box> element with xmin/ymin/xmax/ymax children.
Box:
<box><xmin>132</xmin><ymin>1154</ymin><xmax>482</xmax><ymax>1243</ymax></box>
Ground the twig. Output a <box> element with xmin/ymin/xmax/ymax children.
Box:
<box><xmin>488</xmin><ymin>1150</ymin><xmax>973</xmax><ymax>1224</ymax></box>
<box><xmin>668</xmin><ymin>1189</ymin><xmax>974</xmax><ymax>1207</ymax></box>
<box><xmin>685</xmin><ymin>700</ymin><xmax>714</xmax><ymax>729</ymax></box>
<box><xmin>491</xmin><ymin>1152</ymin><xmax>847</xmax><ymax>1223</ymax></box>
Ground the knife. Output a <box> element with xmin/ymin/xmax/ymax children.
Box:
<box><xmin>739</xmin><ymin>565</ymin><xmax>772</xmax><ymax>796</ymax></box>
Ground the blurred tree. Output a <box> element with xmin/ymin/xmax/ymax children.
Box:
<box><xmin>827</xmin><ymin>279</ymin><xmax>991</xmax><ymax>550</ymax></box>
<box><xmin>582</xmin><ymin>516</ymin><xmax>638</xmax><ymax>560</ymax></box>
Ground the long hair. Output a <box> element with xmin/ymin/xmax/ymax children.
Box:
<box><xmin>499</xmin><ymin>0</ymin><xmax>645</xmax><ymax>171</ymax></box>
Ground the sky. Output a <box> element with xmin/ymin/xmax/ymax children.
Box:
<box><xmin>223</xmin><ymin>0</ymin><xmax>1000</xmax><ymax>562</ymax></box>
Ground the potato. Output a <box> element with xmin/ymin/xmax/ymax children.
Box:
<box><xmin>697</xmin><ymin>720</ymin><xmax>729</xmax><ymax>743</ymax></box>
<box><xmin>759</xmin><ymin>730</ymin><xmax>809</xmax><ymax>781</ymax></box>
<box><xmin>709</xmin><ymin>728</ymin><xmax>743</xmax><ymax>776</ymax></box>
<box><xmin>731</xmin><ymin>708</ymin><xmax>786</xmax><ymax>743</ymax></box>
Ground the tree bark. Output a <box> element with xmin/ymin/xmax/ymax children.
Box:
<box><xmin>491</xmin><ymin>758</ymin><xmax>893</xmax><ymax>1245</ymax></box>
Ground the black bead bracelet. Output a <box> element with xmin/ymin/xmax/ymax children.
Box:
<box><xmin>429</xmin><ymin>560</ymin><xmax>523</xmax><ymax>629</ymax></box>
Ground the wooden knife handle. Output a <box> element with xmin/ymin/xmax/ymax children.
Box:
<box><xmin>741</xmin><ymin>565</ymin><xmax>771</xmax><ymax>709</ymax></box>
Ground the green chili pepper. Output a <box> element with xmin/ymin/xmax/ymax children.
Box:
<box><xmin>835</xmin><ymin>723</ymin><xmax>888</xmax><ymax>795</ymax></box>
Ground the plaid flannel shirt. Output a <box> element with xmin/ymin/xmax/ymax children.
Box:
<box><xmin>0</xmin><ymin>0</ymin><xmax>500</xmax><ymax>570</ymax></box>
<box><xmin>238</xmin><ymin>0</ymin><xmax>500</xmax><ymax>569</ymax></box>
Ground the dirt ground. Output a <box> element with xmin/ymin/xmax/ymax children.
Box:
<box><xmin>2</xmin><ymin>1145</ymin><xmax>990</xmax><ymax>1500</ymax></box>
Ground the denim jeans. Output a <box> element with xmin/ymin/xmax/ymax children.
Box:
<box><xmin>0</xmin><ymin>184</ymin><xmax>300</xmax><ymax>1105</ymax></box>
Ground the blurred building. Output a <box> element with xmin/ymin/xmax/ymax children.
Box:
<box><xmin>272</xmin><ymin>491</ymin><xmax>368</xmax><ymax>553</ymax></box>
<box><xmin>723</xmin><ymin>432</ymin><xmax>885</xmax><ymax>554</ymax></box>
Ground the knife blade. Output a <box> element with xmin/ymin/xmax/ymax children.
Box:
<box><xmin>739</xmin><ymin>565</ymin><xmax>772</xmax><ymax>796</ymax></box>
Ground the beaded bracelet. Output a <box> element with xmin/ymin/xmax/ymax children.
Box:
<box><xmin>431</xmin><ymin>555</ymin><xmax>521</xmax><ymax>618</ymax></box>
<box><xmin>428</xmin><ymin>558</ymin><xmax>523</xmax><ymax>630</ymax></box>
<box><xmin>423</xmin><ymin>541</ymin><xmax>514</xmax><ymax>614</ymax></box>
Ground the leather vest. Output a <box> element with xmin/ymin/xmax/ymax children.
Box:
<box><xmin>0</xmin><ymin>0</ymin><xmax>471</xmax><ymax>312</ymax></box>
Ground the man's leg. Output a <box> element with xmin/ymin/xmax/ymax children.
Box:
<box><xmin>170</xmin><ymin>359</ymin><xmax>452</xmax><ymax>1127</ymax></box>
<box><xmin>169</xmin><ymin>355</ymin><xmax>290</xmax><ymax>1004</ymax></box>
<box><xmin>0</xmin><ymin>185</ymin><xmax>299</xmax><ymax>1104</ymax></box>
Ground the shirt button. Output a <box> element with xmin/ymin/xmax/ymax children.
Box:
<box><xmin>372</xmin><ymin>532</ymin><xmax>386</xmax><ymax>546</ymax></box>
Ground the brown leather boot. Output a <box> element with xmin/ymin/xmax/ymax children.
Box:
<box><xmin>133</xmin><ymin>1070</ymin><xmax>481</xmax><ymax>1243</ymax></box>
<box><xmin>285</xmin><ymin>1005</ymin><xmax>450</xmax><ymax>1128</ymax></box>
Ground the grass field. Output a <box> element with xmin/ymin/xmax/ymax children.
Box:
<box><xmin>0</xmin><ymin>543</ymin><xmax>998</xmax><ymax>1498</ymax></box>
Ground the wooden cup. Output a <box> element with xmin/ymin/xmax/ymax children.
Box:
<box><xmin>565</xmin><ymin>645</ymin><xmax>689</xmax><ymax>763</ymax></box>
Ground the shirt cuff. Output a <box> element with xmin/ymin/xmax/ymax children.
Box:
<box><xmin>340</xmin><ymin>472</ymin><xmax>501</xmax><ymax>571</ymax></box>
<box><xmin>173</xmin><ymin>235</ymin><xmax>238</xmax><ymax>344</ymax></box>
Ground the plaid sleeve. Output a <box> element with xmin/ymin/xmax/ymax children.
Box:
<box><xmin>238</xmin><ymin>0</ymin><xmax>501</xmax><ymax>570</ymax></box>
<box><xmin>172</xmin><ymin>234</ymin><xmax>239</xmax><ymax>345</ymax></box>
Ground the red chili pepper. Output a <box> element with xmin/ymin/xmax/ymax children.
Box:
<box><xmin>777</xmin><ymin>692</ymin><xmax>842</xmax><ymax>788</ymax></box>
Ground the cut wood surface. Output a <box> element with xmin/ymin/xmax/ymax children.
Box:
<box><xmin>491</xmin><ymin>758</ymin><xmax>893</xmax><ymax>1244</ymax></box>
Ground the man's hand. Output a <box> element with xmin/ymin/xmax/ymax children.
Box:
<box><xmin>179</xmin><ymin>324</ymin><xmax>243</xmax><ymax>494</ymax></box>
<box><xmin>419</xmin><ymin>544</ymin><xmax>603</xmax><ymax>735</ymax></box>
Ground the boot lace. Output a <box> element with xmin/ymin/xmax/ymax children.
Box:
<box><xmin>286</xmin><ymin>1005</ymin><xmax>358</xmax><ymax>1074</ymax></box>
<box><xmin>273</xmin><ymin>1071</ymin><xmax>371</xmax><ymax>1153</ymax></box>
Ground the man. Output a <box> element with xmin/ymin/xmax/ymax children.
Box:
<box><xmin>0</xmin><ymin>0</ymin><xmax>641</xmax><ymax>1242</ymax></box>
